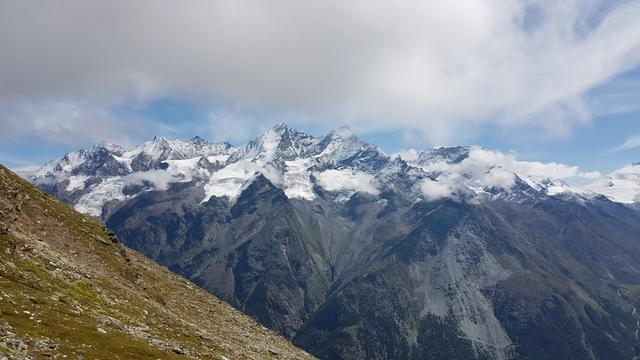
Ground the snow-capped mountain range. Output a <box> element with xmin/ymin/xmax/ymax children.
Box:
<box><xmin>27</xmin><ymin>123</ymin><xmax>640</xmax><ymax>217</ymax></box>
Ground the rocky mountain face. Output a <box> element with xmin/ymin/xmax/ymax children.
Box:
<box><xmin>26</xmin><ymin>124</ymin><xmax>640</xmax><ymax>360</ymax></box>
<box><xmin>0</xmin><ymin>165</ymin><xmax>315</xmax><ymax>359</ymax></box>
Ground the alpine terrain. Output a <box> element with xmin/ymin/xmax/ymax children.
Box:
<box><xmin>26</xmin><ymin>124</ymin><xmax>640</xmax><ymax>360</ymax></box>
<box><xmin>0</xmin><ymin>165</ymin><xmax>315</xmax><ymax>359</ymax></box>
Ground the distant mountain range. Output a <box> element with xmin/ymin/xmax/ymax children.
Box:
<box><xmin>23</xmin><ymin>124</ymin><xmax>640</xmax><ymax>359</ymax></box>
<box><xmin>25</xmin><ymin>124</ymin><xmax>640</xmax><ymax>217</ymax></box>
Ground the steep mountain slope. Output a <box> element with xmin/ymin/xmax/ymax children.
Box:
<box><xmin>0</xmin><ymin>165</ymin><xmax>315</xmax><ymax>359</ymax></box>
<box><xmin>26</xmin><ymin>125</ymin><xmax>640</xmax><ymax>360</ymax></box>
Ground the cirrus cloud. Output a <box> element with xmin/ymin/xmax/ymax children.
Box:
<box><xmin>607</xmin><ymin>134</ymin><xmax>640</xmax><ymax>153</ymax></box>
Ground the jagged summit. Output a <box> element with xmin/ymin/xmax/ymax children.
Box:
<box><xmin>413</xmin><ymin>145</ymin><xmax>478</xmax><ymax>165</ymax></box>
<box><xmin>95</xmin><ymin>140</ymin><xmax>125</xmax><ymax>154</ymax></box>
<box><xmin>328</xmin><ymin>125</ymin><xmax>354</xmax><ymax>138</ymax></box>
<box><xmin>271</xmin><ymin>122</ymin><xmax>292</xmax><ymax>133</ymax></box>
<box><xmin>152</xmin><ymin>134</ymin><xmax>168</xmax><ymax>142</ymax></box>
<box><xmin>231</xmin><ymin>123</ymin><xmax>319</xmax><ymax>163</ymax></box>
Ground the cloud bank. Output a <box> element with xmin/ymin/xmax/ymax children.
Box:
<box><xmin>316</xmin><ymin>169</ymin><xmax>379</xmax><ymax>196</ymax></box>
<box><xmin>1</xmin><ymin>0</ymin><xmax>640</xmax><ymax>145</ymax></box>
<box><xmin>410</xmin><ymin>148</ymin><xmax>603</xmax><ymax>200</ymax></box>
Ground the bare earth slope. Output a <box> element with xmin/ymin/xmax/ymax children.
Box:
<box><xmin>0</xmin><ymin>165</ymin><xmax>315</xmax><ymax>360</ymax></box>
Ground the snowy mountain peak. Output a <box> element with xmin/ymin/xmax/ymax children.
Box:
<box><xmin>259</xmin><ymin>122</ymin><xmax>306</xmax><ymax>143</ymax></box>
<box><xmin>415</xmin><ymin>145</ymin><xmax>478</xmax><ymax>166</ymax></box>
<box><xmin>145</xmin><ymin>136</ymin><xmax>172</xmax><ymax>155</ymax></box>
<box><xmin>126</xmin><ymin>136</ymin><xmax>233</xmax><ymax>163</ymax></box>
<box><xmin>95</xmin><ymin>141</ymin><xmax>124</xmax><ymax>155</ymax></box>
<box><xmin>231</xmin><ymin>124</ymin><xmax>376</xmax><ymax>167</ymax></box>
<box><xmin>271</xmin><ymin>122</ymin><xmax>290</xmax><ymax>133</ymax></box>
<box><xmin>232</xmin><ymin>124</ymin><xmax>319</xmax><ymax>163</ymax></box>
<box><xmin>328</xmin><ymin>125</ymin><xmax>353</xmax><ymax>139</ymax></box>
<box><xmin>189</xmin><ymin>135</ymin><xmax>208</xmax><ymax>146</ymax></box>
<box><xmin>317</xmin><ymin>126</ymin><xmax>380</xmax><ymax>164</ymax></box>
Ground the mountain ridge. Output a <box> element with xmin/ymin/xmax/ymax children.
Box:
<box><xmin>25</xmin><ymin>125</ymin><xmax>640</xmax><ymax>219</ymax></box>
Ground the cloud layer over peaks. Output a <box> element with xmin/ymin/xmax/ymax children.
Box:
<box><xmin>1</xmin><ymin>0</ymin><xmax>640</xmax><ymax>145</ymax></box>
<box><xmin>406</xmin><ymin>148</ymin><xmax>603</xmax><ymax>201</ymax></box>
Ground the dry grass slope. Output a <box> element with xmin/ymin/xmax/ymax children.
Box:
<box><xmin>0</xmin><ymin>165</ymin><xmax>315</xmax><ymax>360</ymax></box>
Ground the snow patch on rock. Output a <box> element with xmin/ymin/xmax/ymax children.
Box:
<box><xmin>75</xmin><ymin>178</ymin><xmax>126</xmax><ymax>217</ymax></box>
<box><xmin>66</xmin><ymin>175</ymin><xmax>88</xmax><ymax>192</ymax></box>
<box><xmin>202</xmin><ymin>160</ymin><xmax>281</xmax><ymax>202</ymax></box>
<box><xmin>283</xmin><ymin>159</ymin><xmax>315</xmax><ymax>201</ymax></box>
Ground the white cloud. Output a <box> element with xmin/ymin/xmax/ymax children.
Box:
<box><xmin>0</xmin><ymin>99</ymin><xmax>143</xmax><ymax>147</ymax></box>
<box><xmin>315</xmin><ymin>169</ymin><xmax>379</xmax><ymax>195</ymax></box>
<box><xmin>579</xmin><ymin>171</ymin><xmax>603</xmax><ymax>179</ymax></box>
<box><xmin>207</xmin><ymin>108</ymin><xmax>259</xmax><ymax>144</ymax></box>
<box><xmin>124</xmin><ymin>170</ymin><xmax>177</xmax><ymax>191</ymax></box>
<box><xmin>607</xmin><ymin>134</ymin><xmax>640</xmax><ymax>153</ymax></box>
<box><xmin>12</xmin><ymin>165</ymin><xmax>41</xmax><ymax>179</ymax></box>
<box><xmin>1</xmin><ymin>1</ymin><xmax>640</xmax><ymax>144</ymax></box>
<box><xmin>580</xmin><ymin>163</ymin><xmax>640</xmax><ymax>203</ymax></box>
<box><xmin>420</xmin><ymin>178</ymin><xmax>457</xmax><ymax>201</ymax></box>
<box><xmin>390</xmin><ymin>149</ymin><xmax>419</xmax><ymax>162</ymax></box>
<box><xmin>417</xmin><ymin>148</ymin><xmax>602</xmax><ymax>200</ymax></box>
<box><xmin>464</xmin><ymin>149</ymin><xmax>601</xmax><ymax>180</ymax></box>
<box><xmin>418</xmin><ymin>150</ymin><xmax>517</xmax><ymax>201</ymax></box>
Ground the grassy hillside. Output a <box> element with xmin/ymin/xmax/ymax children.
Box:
<box><xmin>0</xmin><ymin>165</ymin><xmax>315</xmax><ymax>360</ymax></box>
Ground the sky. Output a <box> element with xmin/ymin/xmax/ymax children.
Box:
<box><xmin>0</xmin><ymin>0</ymin><xmax>639</xmax><ymax>176</ymax></box>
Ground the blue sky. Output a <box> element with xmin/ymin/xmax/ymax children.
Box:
<box><xmin>1</xmin><ymin>1</ymin><xmax>640</xmax><ymax>175</ymax></box>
